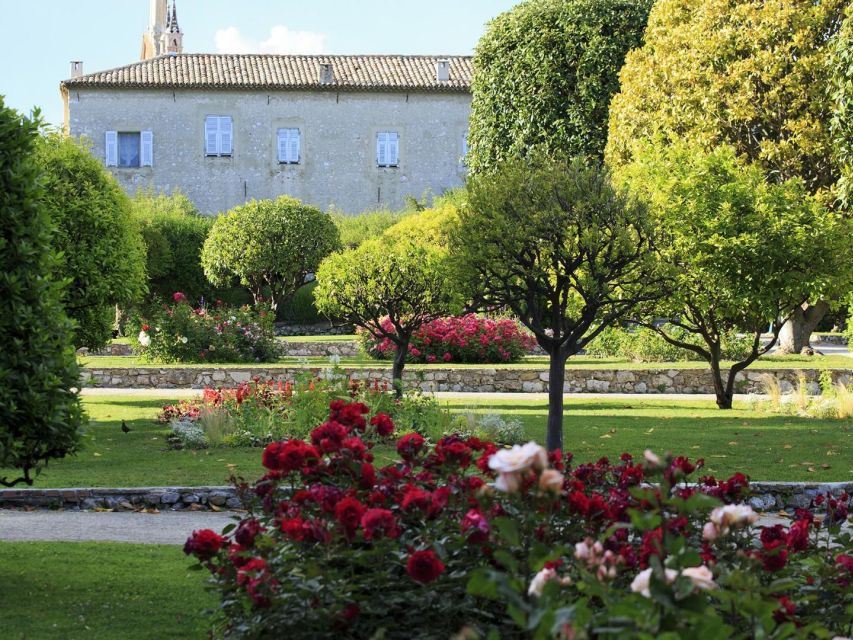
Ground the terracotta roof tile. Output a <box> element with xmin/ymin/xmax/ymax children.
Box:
<box><xmin>61</xmin><ymin>54</ymin><xmax>472</xmax><ymax>92</ymax></box>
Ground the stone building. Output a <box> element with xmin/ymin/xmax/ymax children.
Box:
<box><xmin>60</xmin><ymin>2</ymin><xmax>473</xmax><ymax>214</ymax></box>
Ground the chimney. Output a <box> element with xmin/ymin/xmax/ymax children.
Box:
<box><xmin>70</xmin><ymin>61</ymin><xmax>84</xmax><ymax>78</ymax></box>
<box><xmin>435</xmin><ymin>59</ymin><xmax>450</xmax><ymax>82</ymax></box>
<box><xmin>319</xmin><ymin>63</ymin><xmax>334</xmax><ymax>85</ymax></box>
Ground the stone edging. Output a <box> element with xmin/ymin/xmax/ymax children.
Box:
<box><xmin>0</xmin><ymin>486</ymin><xmax>241</xmax><ymax>511</ymax></box>
<box><xmin>80</xmin><ymin>366</ymin><xmax>852</xmax><ymax>394</ymax></box>
<box><xmin>2</xmin><ymin>482</ymin><xmax>850</xmax><ymax>513</ymax></box>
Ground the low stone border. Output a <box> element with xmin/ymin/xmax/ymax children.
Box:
<box><xmin>283</xmin><ymin>341</ymin><xmax>361</xmax><ymax>358</ymax></box>
<box><xmin>815</xmin><ymin>335</ymin><xmax>849</xmax><ymax>346</ymax></box>
<box><xmin>0</xmin><ymin>486</ymin><xmax>241</xmax><ymax>511</ymax></box>
<box><xmin>80</xmin><ymin>365</ymin><xmax>852</xmax><ymax>394</ymax></box>
<box><xmin>274</xmin><ymin>323</ymin><xmax>355</xmax><ymax>336</ymax></box>
<box><xmin>3</xmin><ymin>482</ymin><xmax>850</xmax><ymax>513</ymax></box>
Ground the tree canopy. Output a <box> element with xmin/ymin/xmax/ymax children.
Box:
<box><xmin>616</xmin><ymin>144</ymin><xmax>850</xmax><ymax>408</ymax></box>
<box><xmin>467</xmin><ymin>0</ymin><xmax>652</xmax><ymax>174</ymax></box>
<box><xmin>606</xmin><ymin>0</ymin><xmax>847</xmax><ymax>200</ymax></box>
<box><xmin>830</xmin><ymin>3</ymin><xmax>853</xmax><ymax>210</ymax></box>
<box><xmin>0</xmin><ymin>101</ymin><xmax>84</xmax><ymax>486</ymax></box>
<box><xmin>452</xmin><ymin>160</ymin><xmax>659</xmax><ymax>450</ymax></box>
<box><xmin>202</xmin><ymin>196</ymin><xmax>340</xmax><ymax>312</ymax></box>
<box><xmin>36</xmin><ymin>134</ymin><xmax>147</xmax><ymax>349</ymax></box>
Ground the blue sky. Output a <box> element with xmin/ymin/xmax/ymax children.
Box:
<box><xmin>0</xmin><ymin>0</ymin><xmax>520</xmax><ymax>128</ymax></box>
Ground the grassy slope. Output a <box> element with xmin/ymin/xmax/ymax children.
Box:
<box><xmin>79</xmin><ymin>354</ymin><xmax>853</xmax><ymax>370</ymax></box>
<box><xmin>0</xmin><ymin>542</ymin><xmax>214</xmax><ymax>640</ymax></box>
<box><xmin>2</xmin><ymin>394</ymin><xmax>849</xmax><ymax>486</ymax></box>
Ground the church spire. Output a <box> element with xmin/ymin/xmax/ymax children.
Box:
<box><xmin>169</xmin><ymin>1</ymin><xmax>181</xmax><ymax>33</ymax></box>
<box><xmin>165</xmin><ymin>0</ymin><xmax>184</xmax><ymax>54</ymax></box>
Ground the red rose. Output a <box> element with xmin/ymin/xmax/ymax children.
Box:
<box><xmin>359</xmin><ymin>462</ymin><xmax>377</xmax><ymax>489</ymax></box>
<box><xmin>401</xmin><ymin>485</ymin><xmax>432</xmax><ymax>512</ymax></box>
<box><xmin>406</xmin><ymin>549</ymin><xmax>445</xmax><ymax>584</ymax></box>
<box><xmin>360</xmin><ymin>508</ymin><xmax>399</xmax><ymax>540</ymax></box>
<box><xmin>311</xmin><ymin>421</ymin><xmax>349</xmax><ymax>453</ymax></box>
<box><xmin>234</xmin><ymin>518</ymin><xmax>265</xmax><ymax>547</ymax></box>
<box><xmin>370</xmin><ymin>413</ymin><xmax>395</xmax><ymax>437</ymax></box>
<box><xmin>335</xmin><ymin>497</ymin><xmax>367</xmax><ymax>533</ymax></box>
<box><xmin>141</xmin><ymin>324</ymin><xmax>150</xmax><ymax>332</ymax></box>
<box><xmin>172</xmin><ymin>291</ymin><xmax>187</xmax><ymax>302</ymax></box>
<box><xmin>396</xmin><ymin>433</ymin><xmax>426</xmax><ymax>461</ymax></box>
<box><xmin>786</xmin><ymin>520</ymin><xmax>810</xmax><ymax>552</ymax></box>
<box><xmin>761</xmin><ymin>539</ymin><xmax>788</xmax><ymax>572</ymax></box>
<box><xmin>461</xmin><ymin>509</ymin><xmax>490</xmax><ymax>544</ymax></box>
<box><xmin>183</xmin><ymin>528</ymin><xmax>225</xmax><ymax>561</ymax></box>
<box><xmin>329</xmin><ymin>400</ymin><xmax>369</xmax><ymax>431</ymax></box>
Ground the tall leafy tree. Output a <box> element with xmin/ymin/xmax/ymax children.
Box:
<box><xmin>467</xmin><ymin>0</ymin><xmax>652</xmax><ymax>174</ymax></box>
<box><xmin>831</xmin><ymin>3</ymin><xmax>853</xmax><ymax>211</ymax></box>
<box><xmin>36</xmin><ymin>134</ymin><xmax>147</xmax><ymax>349</ymax></box>
<box><xmin>452</xmin><ymin>160</ymin><xmax>660</xmax><ymax>451</ymax></box>
<box><xmin>618</xmin><ymin>144</ymin><xmax>850</xmax><ymax>409</ymax></box>
<box><xmin>0</xmin><ymin>100</ymin><xmax>84</xmax><ymax>486</ymax></box>
<box><xmin>606</xmin><ymin>0</ymin><xmax>850</xmax><ymax>351</ymax></box>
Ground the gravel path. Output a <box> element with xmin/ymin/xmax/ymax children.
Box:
<box><xmin>0</xmin><ymin>509</ymin><xmax>236</xmax><ymax>545</ymax></box>
<box><xmin>0</xmin><ymin>508</ymin><xmax>793</xmax><ymax>545</ymax></box>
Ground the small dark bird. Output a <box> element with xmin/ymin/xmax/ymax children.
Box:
<box><xmin>121</xmin><ymin>420</ymin><xmax>131</xmax><ymax>434</ymax></box>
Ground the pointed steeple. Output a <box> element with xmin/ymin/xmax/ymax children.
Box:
<box><xmin>165</xmin><ymin>0</ymin><xmax>184</xmax><ymax>54</ymax></box>
<box><xmin>169</xmin><ymin>1</ymin><xmax>181</xmax><ymax>33</ymax></box>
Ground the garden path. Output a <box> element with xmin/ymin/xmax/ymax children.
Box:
<box><xmin>0</xmin><ymin>509</ymin><xmax>794</xmax><ymax>545</ymax></box>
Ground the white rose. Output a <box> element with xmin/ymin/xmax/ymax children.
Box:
<box><xmin>494</xmin><ymin>471</ymin><xmax>521</xmax><ymax>494</ymax></box>
<box><xmin>137</xmin><ymin>331</ymin><xmax>150</xmax><ymax>347</ymax></box>
<box><xmin>702</xmin><ymin>521</ymin><xmax>719</xmax><ymax>541</ymax></box>
<box><xmin>538</xmin><ymin>469</ymin><xmax>564</xmax><ymax>494</ymax></box>
<box><xmin>527</xmin><ymin>567</ymin><xmax>556</xmax><ymax>597</ymax></box>
<box><xmin>488</xmin><ymin>442</ymin><xmax>548</xmax><ymax>474</ymax></box>
<box><xmin>681</xmin><ymin>566</ymin><xmax>716</xmax><ymax>591</ymax></box>
<box><xmin>179</xmin><ymin>336</ymin><xmax>189</xmax><ymax>344</ymax></box>
<box><xmin>643</xmin><ymin>449</ymin><xmax>662</xmax><ymax>466</ymax></box>
<box><xmin>574</xmin><ymin>540</ymin><xmax>592</xmax><ymax>561</ymax></box>
<box><xmin>630</xmin><ymin>567</ymin><xmax>678</xmax><ymax>598</ymax></box>
<box><xmin>710</xmin><ymin>505</ymin><xmax>758</xmax><ymax>529</ymax></box>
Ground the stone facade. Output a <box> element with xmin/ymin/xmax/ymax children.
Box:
<box><xmin>80</xmin><ymin>365</ymin><xmax>852</xmax><ymax>394</ymax></box>
<box><xmin>62</xmin><ymin>59</ymin><xmax>471</xmax><ymax>214</ymax></box>
<box><xmin>282</xmin><ymin>341</ymin><xmax>361</xmax><ymax>358</ymax></box>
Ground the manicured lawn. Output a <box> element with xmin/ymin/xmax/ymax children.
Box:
<box><xmin>0</xmin><ymin>542</ymin><xmax>214</xmax><ymax>639</ymax></box>
<box><xmin>79</xmin><ymin>353</ymin><xmax>853</xmax><ymax>370</ymax></box>
<box><xmin>3</xmin><ymin>394</ymin><xmax>849</xmax><ymax>487</ymax></box>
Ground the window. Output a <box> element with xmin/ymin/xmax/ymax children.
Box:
<box><xmin>277</xmin><ymin>128</ymin><xmax>300</xmax><ymax>164</ymax></box>
<box><xmin>105</xmin><ymin>131</ymin><xmax>153</xmax><ymax>168</ymax></box>
<box><xmin>376</xmin><ymin>131</ymin><xmax>399</xmax><ymax>167</ymax></box>
<box><xmin>205</xmin><ymin>116</ymin><xmax>233</xmax><ymax>157</ymax></box>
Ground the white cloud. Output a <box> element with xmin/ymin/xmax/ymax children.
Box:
<box><xmin>214</xmin><ymin>25</ymin><xmax>327</xmax><ymax>55</ymax></box>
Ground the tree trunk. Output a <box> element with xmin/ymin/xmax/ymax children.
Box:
<box><xmin>777</xmin><ymin>301</ymin><xmax>829</xmax><ymax>354</ymax></box>
<box><xmin>709</xmin><ymin>358</ymin><xmax>732</xmax><ymax>409</ymax></box>
<box><xmin>391</xmin><ymin>342</ymin><xmax>407</xmax><ymax>399</ymax></box>
<box><xmin>546</xmin><ymin>352</ymin><xmax>568</xmax><ymax>452</ymax></box>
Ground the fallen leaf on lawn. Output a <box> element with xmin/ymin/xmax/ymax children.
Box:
<box><xmin>727</xmin><ymin>441</ymin><xmax>738</xmax><ymax>446</ymax></box>
<box><xmin>783</xmin><ymin>444</ymin><xmax>793</xmax><ymax>449</ymax></box>
<box><xmin>821</xmin><ymin>463</ymin><xmax>830</xmax><ymax>469</ymax></box>
<box><xmin>691</xmin><ymin>446</ymin><xmax>700</xmax><ymax>449</ymax></box>
<box><xmin>799</xmin><ymin>461</ymin><xmax>816</xmax><ymax>466</ymax></box>
<box><xmin>826</xmin><ymin>451</ymin><xmax>837</xmax><ymax>456</ymax></box>
<box><xmin>807</xmin><ymin>467</ymin><xmax>816</xmax><ymax>473</ymax></box>
<box><xmin>710</xmin><ymin>455</ymin><xmax>728</xmax><ymax>458</ymax></box>
<box><xmin>93</xmin><ymin>452</ymin><xmax>102</xmax><ymax>457</ymax></box>
<box><xmin>645</xmin><ymin>428</ymin><xmax>654</xmax><ymax>434</ymax></box>
<box><xmin>600</xmin><ymin>434</ymin><xmax>612</xmax><ymax>439</ymax></box>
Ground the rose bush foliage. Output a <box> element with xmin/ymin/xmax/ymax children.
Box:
<box><xmin>360</xmin><ymin>315</ymin><xmax>536</xmax><ymax>364</ymax></box>
<box><xmin>128</xmin><ymin>294</ymin><xmax>277</xmax><ymax>363</ymax></box>
<box><xmin>185</xmin><ymin>401</ymin><xmax>853</xmax><ymax>639</ymax></box>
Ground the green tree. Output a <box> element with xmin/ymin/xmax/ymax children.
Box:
<box><xmin>467</xmin><ymin>0</ymin><xmax>652</xmax><ymax>174</ymax></box>
<box><xmin>452</xmin><ymin>160</ymin><xmax>659</xmax><ymax>451</ymax></box>
<box><xmin>831</xmin><ymin>4</ymin><xmax>853</xmax><ymax>210</ymax></box>
<box><xmin>606</xmin><ymin>0</ymin><xmax>850</xmax><ymax>351</ymax></box>
<box><xmin>0</xmin><ymin>100</ymin><xmax>84</xmax><ymax>486</ymax></box>
<box><xmin>201</xmin><ymin>196</ymin><xmax>340</xmax><ymax>312</ymax></box>
<box><xmin>617</xmin><ymin>144</ymin><xmax>850</xmax><ymax>409</ymax></box>
<box><xmin>130</xmin><ymin>190</ymin><xmax>215</xmax><ymax>303</ymax></box>
<box><xmin>36</xmin><ymin>134</ymin><xmax>147</xmax><ymax>349</ymax></box>
<box><xmin>314</xmin><ymin>236</ymin><xmax>460</xmax><ymax>397</ymax></box>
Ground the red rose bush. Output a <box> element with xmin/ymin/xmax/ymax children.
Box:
<box><xmin>185</xmin><ymin>400</ymin><xmax>853</xmax><ymax>639</ymax></box>
<box><xmin>361</xmin><ymin>314</ymin><xmax>536</xmax><ymax>363</ymax></box>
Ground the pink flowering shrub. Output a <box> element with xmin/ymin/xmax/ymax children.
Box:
<box><xmin>184</xmin><ymin>401</ymin><xmax>853</xmax><ymax>638</ymax></box>
<box><xmin>361</xmin><ymin>314</ymin><xmax>536</xmax><ymax>363</ymax></box>
<box><xmin>128</xmin><ymin>294</ymin><xmax>277</xmax><ymax>363</ymax></box>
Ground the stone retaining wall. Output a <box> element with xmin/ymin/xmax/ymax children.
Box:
<box><xmin>0</xmin><ymin>486</ymin><xmax>241</xmax><ymax>511</ymax></box>
<box><xmin>3</xmin><ymin>482</ymin><xmax>849</xmax><ymax>513</ymax></box>
<box><xmin>282</xmin><ymin>341</ymin><xmax>361</xmax><ymax>358</ymax></box>
<box><xmin>274</xmin><ymin>323</ymin><xmax>355</xmax><ymax>336</ymax></box>
<box><xmin>80</xmin><ymin>365</ymin><xmax>852</xmax><ymax>394</ymax></box>
<box><xmin>815</xmin><ymin>335</ymin><xmax>849</xmax><ymax>346</ymax></box>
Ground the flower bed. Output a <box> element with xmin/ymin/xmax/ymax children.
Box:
<box><xmin>184</xmin><ymin>401</ymin><xmax>853</xmax><ymax>638</ymax></box>
<box><xmin>361</xmin><ymin>314</ymin><xmax>536</xmax><ymax>363</ymax></box>
<box><xmin>128</xmin><ymin>293</ymin><xmax>278</xmax><ymax>363</ymax></box>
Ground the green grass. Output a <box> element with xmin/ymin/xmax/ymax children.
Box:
<box><xmin>80</xmin><ymin>353</ymin><xmax>853</xmax><ymax>370</ymax></box>
<box><xmin>0</xmin><ymin>542</ymin><xmax>214</xmax><ymax>639</ymax></box>
<box><xmin>3</xmin><ymin>394</ymin><xmax>850</xmax><ymax>487</ymax></box>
